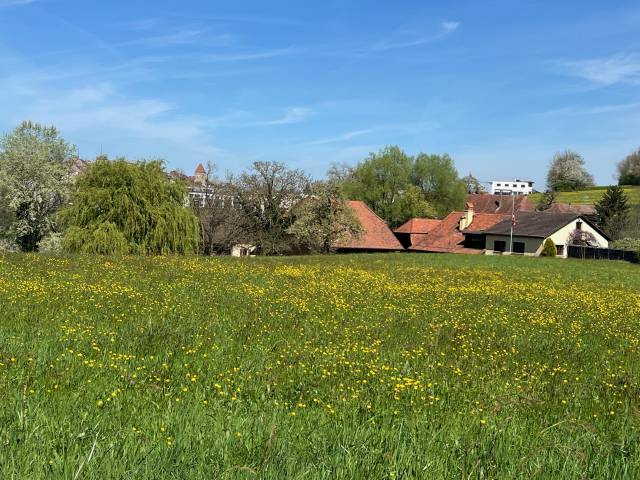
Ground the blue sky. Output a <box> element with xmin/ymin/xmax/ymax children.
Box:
<box><xmin>1</xmin><ymin>0</ymin><xmax>639</xmax><ymax>187</ymax></box>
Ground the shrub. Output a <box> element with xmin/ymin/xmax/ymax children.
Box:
<box><xmin>38</xmin><ymin>233</ymin><xmax>63</xmax><ymax>253</ymax></box>
<box><xmin>611</xmin><ymin>238</ymin><xmax>640</xmax><ymax>251</ymax></box>
<box><xmin>0</xmin><ymin>238</ymin><xmax>18</xmax><ymax>253</ymax></box>
<box><xmin>541</xmin><ymin>238</ymin><xmax>557</xmax><ymax>257</ymax></box>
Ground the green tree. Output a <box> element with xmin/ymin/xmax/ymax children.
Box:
<box><xmin>617</xmin><ymin>148</ymin><xmax>640</xmax><ymax>185</ymax></box>
<box><xmin>61</xmin><ymin>157</ymin><xmax>200</xmax><ymax>255</ymax></box>
<box><xmin>0</xmin><ymin>121</ymin><xmax>76</xmax><ymax>251</ymax></box>
<box><xmin>536</xmin><ymin>191</ymin><xmax>557</xmax><ymax>211</ymax></box>
<box><xmin>461</xmin><ymin>173</ymin><xmax>485</xmax><ymax>194</ymax></box>
<box><xmin>595</xmin><ymin>185</ymin><xmax>630</xmax><ymax>241</ymax></box>
<box><xmin>541</xmin><ymin>238</ymin><xmax>557</xmax><ymax>257</ymax></box>
<box><xmin>231</xmin><ymin>161</ymin><xmax>309</xmax><ymax>255</ymax></box>
<box><xmin>411</xmin><ymin>153</ymin><xmax>467</xmax><ymax>217</ymax></box>
<box><xmin>288</xmin><ymin>181</ymin><xmax>362</xmax><ymax>253</ymax></box>
<box><xmin>342</xmin><ymin>146</ymin><xmax>414</xmax><ymax>227</ymax></box>
<box><xmin>546</xmin><ymin>150</ymin><xmax>595</xmax><ymax>192</ymax></box>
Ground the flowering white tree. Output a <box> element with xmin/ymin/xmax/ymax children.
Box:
<box><xmin>0</xmin><ymin>121</ymin><xmax>76</xmax><ymax>251</ymax></box>
<box><xmin>546</xmin><ymin>150</ymin><xmax>595</xmax><ymax>192</ymax></box>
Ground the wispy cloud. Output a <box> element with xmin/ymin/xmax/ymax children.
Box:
<box><xmin>303</xmin><ymin>122</ymin><xmax>437</xmax><ymax>146</ymax></box>
<box><xmin>0</xmin><ymin>0</ymin><xmax>36</xmax><ymax>7</ymax></box>
<box><xmin>201</xmin><ymin>47</ymin><xmax>303</xmax><ymax>62</ymax></box>
<box><xmin>116</xmin><ymin>30</ymin><xmax>234</xmax><ymax>49</ymax></box>
<box><xmin>241</xmin><ymin>107</ymin><xmax>315</xmax><ymax>127</ymax></box>
<box><xmin>305</xmin><ymin>129</ymin><xmax>376</xmax><ymax>145</ymax></box>
<box><xmin>557</xmin><ymin>53</ymin><xmax>640</xmax><ymax>86</ymax></box>
<box><xmin>364</xmin><ymin>20</ymin><xmax>460</xmax><ymax>52</ymax></box>
<box><xmin>537</xmin><ymin>100</ymin><xmax>640</xmax><ymax>117</ymax></box>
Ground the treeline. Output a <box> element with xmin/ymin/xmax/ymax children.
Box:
<box><xmin>0</xmin><ymin>121</ymin><xmax>469</xmax><ymax>255</ymax></box>
<box><xmin>1</xmin><ymin>120</ymin><xmax>639</xmax><ymax>255</ymax></box>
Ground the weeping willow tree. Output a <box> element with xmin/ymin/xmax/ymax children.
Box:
<box><xmin>61</xmin><ymin>157</ymin><xmax>200</xmax><ymax>255</ymax></box>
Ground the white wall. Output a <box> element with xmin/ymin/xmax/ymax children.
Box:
<box><xmin>484</xmin><ymin>217</ymin><xmax>609</xmax><ymax>257</ymax></box>
<box><xmin>547</xmin><ymin>219</ymin><xmax>609</xmax><ymax>257</ymax></box>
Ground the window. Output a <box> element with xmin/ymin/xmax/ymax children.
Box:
<box><xmin>494</xmin><ymin>240</ymin><xmax>506</xmax><ymax>252</ymax></box>
<box><xmin>496</xmin><ymin>183</ymin><xmax>501</xmax><ymax>186</ymax></box>
<box><xmin>513</xmin><ymin>242</ymin><xmax>525</xmax><ymax>254</ymax></box>
<box><xmin>576</xmin><ymin>220</ymin><xmax>583</xmax><ymax>230</ymax></box>
<box><xmin>556</xmin><ymin>245</ymin><xmax>564</xmax><ymax>256</ymax></box>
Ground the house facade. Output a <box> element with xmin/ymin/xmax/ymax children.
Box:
<box><xmin>482</xmin><ymin>212</ymin><xmax>609</xmax><ymax>257</ymax></box>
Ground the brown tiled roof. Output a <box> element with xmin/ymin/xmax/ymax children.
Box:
<box><xmin>467</xmin><ymin>194</ymin><xmax>534</xmax><ymax>214</ymax></box>
<box><xmin>484</xmin><ymin>212</ymin><xmax>580</xmax><ymax>237</ymax></box>
<box><xmin>195</xmin><ymin>163</ymin><xmax>206</xmax><ymax>174</ymax></box>
<box><xmin>394</xmin><ymin>218</ymin><xmax>442</xmax><ymax>234</ymax></box>
<box><xmin>411</xmin><ymin>211</ymin><xmax>508</xmax><ymax>252</ymax></box>
<box><xmin>334</xmin><ymin>201</ymin><xmax>404</xmax><ymax>251</ymax></box>
<box><xmin>546</xmin><ymin>203</ymin><xmax>596</xmax><ymax>215</ymax></box>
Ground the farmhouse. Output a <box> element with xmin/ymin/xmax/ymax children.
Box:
<box><xmin>466</xmin><ymin>193</ymin><xmax>534</xmax><ymax>215</ymax></box>
<box><xmin>410</xmin><ymin>203</ymin><xmax>508</xmax><ymax>253</ymax></box>
<box><xmin>334</xmin><ymin>201</ymin><xmax>404</xmax><ymax>252</ymax></box>
<box><xmin>394</xmin><ymin>218</ymin><xmax>442</xmax><ymax>249</ymax></box>
<box><xmin>481</xmin><ymin>212</ymin><xmax>610</xmax><ymax>257</ymax></box>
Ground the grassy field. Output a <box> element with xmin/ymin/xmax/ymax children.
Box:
<box><xmin>529</xmin><ymin>186</ymin><xmax>640</xmax><ymax>206</ymax></box>
<box><xmin>1</xmin><ymin>253</ymin><xmax>639</xmax><ymax>479</ymax></box>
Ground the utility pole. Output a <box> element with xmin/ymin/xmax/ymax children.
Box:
<box><xmin>509</xmin><ymin>194</ymin><xmax>515</xmax><ymax>254</ymax></box>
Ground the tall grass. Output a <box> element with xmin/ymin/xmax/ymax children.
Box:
<box><xmin>0</xmin><ymin>253</ymin><xmax>639</xmax><ymax>478</ymax></box>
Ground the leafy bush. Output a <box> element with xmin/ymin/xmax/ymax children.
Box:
<box><xmin>38</xmin><ymin>233</ymin><xmax>63</xmax><ymax>253</ymax></box>
<box><xmin>611</xmin><ymin>238</ymin><xmax>640</xmax><ymax>251</ymax></box>
<box><xmin>0</xmin><ymin>238</ymin><xmax>18</xmax><ymax>253</ymax></box>
<box><xmin>541</xmin><ymin>238</ymin><xmax>557</xmax><ymax>257</ymax></box>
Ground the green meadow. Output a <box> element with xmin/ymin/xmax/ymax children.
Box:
<box><xmin>1</xmin><ymin>253</ymin><xmax>639</xmax><ymax>479</ymax></box>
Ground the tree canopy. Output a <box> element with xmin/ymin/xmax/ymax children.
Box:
<box><xmin>546</xmin><ymin>150</ymin><xmax>595</xmax><ymax>192</ymax></box>
<box><xmin>412</xmin><ymin>153</ymin><xmax>467</xmax><ymax>217</ymax></box>
<box><xmin>231</xmin><ymin>161</ymin><xmax>309</xmax><ymax>255</ymax></box>
<box><xmin>617</xmin><ymin>148</ymin><xmax>640</xmax><ymax>186</ymax></box>
<box><xmin>595</xmin><ymin>185</ymin><xmax>630</xmax><ymax>241</ymax></box>
<box><xmin>341</xmin><ymin>146</ymin><xmax>460</xmax><ymax>226</ymax></box>
<box><xmin>0</xmin><ymin>121</ymin><xmax>75</xmax><ymax>251</ymax></box>
<box><xmin>61</xmin><ymin>157</ymin><xmax>200</xmax><ymax>255</ymax></box>
<box><xmin>287</xmin><ymin>181</ymin><xmax>362</xmax><ymax>253</ymax></box>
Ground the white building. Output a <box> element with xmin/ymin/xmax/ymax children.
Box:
<box><xmin>481</xmin><ymin>212</ymin><xmax>610</xmax><ymax>257</ymax></box>
<box><xmin>490</xmin><ymin>180</ymin><xmax>534</xmax><ymax>195</ymax></box>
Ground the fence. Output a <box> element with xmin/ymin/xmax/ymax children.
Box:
<box><xmin>568</xmin><ymin>245</ymin><xmax>639</xmax><ymax>264</ymax></box>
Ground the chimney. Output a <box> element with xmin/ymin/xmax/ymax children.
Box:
<box><xmin>459</xmin><ymin>202</ymin><xmax>474</xmax><ymax>230</ymax></box>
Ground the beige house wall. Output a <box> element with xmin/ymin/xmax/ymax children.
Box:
<box><xmin>546</xmin><ymin>219</ymin><xmax>608</xmax><ymax>255</ymax></box>
<box><xmin>485</xmin><ymin>235</ymin><xmax>543</xmax><ymax>256</ymax></box>
<box><xmin>485</xmin><ymin>218</ymin><xmax>609</xmax><ymax>258</ymax></box>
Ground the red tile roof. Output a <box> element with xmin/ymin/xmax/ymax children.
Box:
<box><xmin>195</xmin><ymin>163</ymin><xmax>206</xmax><ymax>174</ymax></box>
<box><xmin>411</xmin><ymin>210</ymin><xmax>508</xmax><ymax>253</ymax></box>
<box><xmin>467</xmin><ymin>194</ymin><xmax>534</xmax><ymax>215</ymax></box>
<box><xmin>546</xmin><ymin>203</ymin><xmax>596</xmax><ymax>215</ymax></box>
<box><xmin>394</xmin><ymin>218</ymin><xmax>442</xmax><ymax>234</ymax></box>
<box><xmin>334</xmin><ymin>201</ymin><xmax>404</xmax><ymax>251</ymax></box>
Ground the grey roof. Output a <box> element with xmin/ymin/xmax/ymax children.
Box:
<box><xmin>484</xmin><ymin>212</ymin><xmax>585</xmax><ymax>238</ymax></box>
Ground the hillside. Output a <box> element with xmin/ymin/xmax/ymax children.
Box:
<box><xmin>1</xmin><ymin>253</ymin><xmax>639</xmax><ymax>478</ymax></box>
<box><xmin>529</xmin><ymin>186</ymin><xmax>640</xmax><ymax>206</ymax></box>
